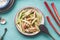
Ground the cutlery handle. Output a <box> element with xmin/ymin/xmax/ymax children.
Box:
<box><xmin>48</xmin><ymin>33</ymin><xmax>55</xmax><ymax>40</ymax></box>
<box><xmin>40</xmin><ymin>25</ymin><xmax>55</xmax><ymax>40</ymax></box>
<box><xmin>1</xmin><ymin>28</ymin><xmax>7</xmax><ymax>40</ymax></box>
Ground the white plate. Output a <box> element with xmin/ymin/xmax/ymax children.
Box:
<box><xmin>14</xmin><ymin>7</ymin><xmax>44</xmax><ymax>36</ymax></box>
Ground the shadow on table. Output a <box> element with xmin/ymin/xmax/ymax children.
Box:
<box><xmin>20</xmin><ymin>32</ymin><xmax>51</xmax><ymax>40</ymax></box>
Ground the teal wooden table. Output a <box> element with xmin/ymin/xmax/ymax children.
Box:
<box><xmin>0</xmin><ymin>0</ymin><xmax>60</xmax><ymax>40</ymax></box>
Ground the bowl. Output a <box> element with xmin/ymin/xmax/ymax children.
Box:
<box><xmin>14</xmin><ymin>7</ymin><xmax>44</xmax><ymax>36</ymax></box>
<box><xmin>0</xmin><ymin>0</ymin><xmax>14</xmax><ymax>12</ymax></box>
<box><xmin>0</xmin><ymin>0</ymin><xmax>10</xmax><ymax>9</ymax></box>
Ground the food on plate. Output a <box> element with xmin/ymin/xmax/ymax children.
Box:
<box><xmin>16</xmin><ymin>8</ymin><xmax>42</xmax><ymax>34</ymax></box>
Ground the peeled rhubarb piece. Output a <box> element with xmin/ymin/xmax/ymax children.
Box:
<box><xmin>46</xmin><ymin>16</ymin><xmax>60</xmax><ymax>35</ymax></box>
<box><xmin>44</xmin><ymin>1</ymin><xmax>60</xmax><ymax>26</ymax></box>
<box><xmin>51</xmin><ymin>3</ymin><xmax>60</xmax><ymax>21</ymax></box>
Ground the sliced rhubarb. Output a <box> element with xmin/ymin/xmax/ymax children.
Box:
<box><xmin>44</xmin><ymin>1</ymin><xmax>60</xmax><ymax>26</ymax></box>
<box><xmin>46</xmin><ymin>16</ymin><xmax>60</xmax><ymax>35</ymax></box>
<box><xmin>51</xmin><ymin>3</ymin><xmax>60</xmax><ymax>21</ymax></box>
